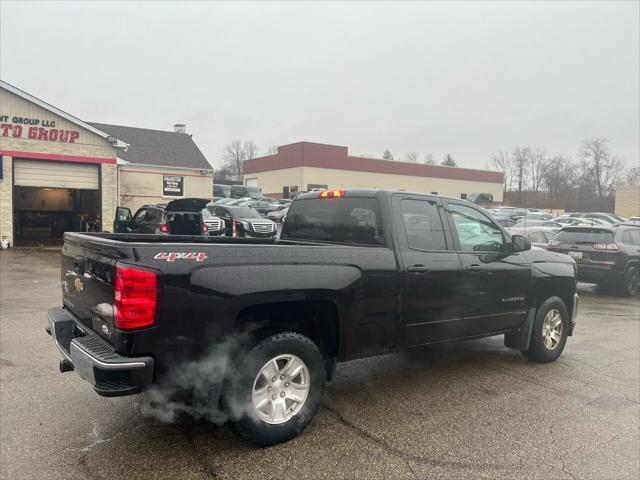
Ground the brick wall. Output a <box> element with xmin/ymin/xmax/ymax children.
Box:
<box><xmin>101</xmin><ymin>163</ymin><xmax>118</xmax><ymax>231</ymax></box>
<box><xmin>615</xmin><ymin>187</ymin><xmax>640</xmax><ymax>217</ymax></box>
<box><xmin>0</xmin><ymin>156</ymin><xmax>13</xmax><ymax>245</ymax></box>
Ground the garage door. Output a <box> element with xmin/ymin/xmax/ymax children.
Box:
<box><xmin>13</xmin><ymin>160</ymin><xmax>99</xmax><ymax>189</ymax></box>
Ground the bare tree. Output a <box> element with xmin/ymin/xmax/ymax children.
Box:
<box><xmin>490</xmin><ymin>150</ymin><xmax>515</xmax><ymax>191</ymax></box>
<box><xmin>222</xmin><ymin>139</ymin><xmax>244</xmax><ymax>179</ymax></box>
<box><xmin>579</xmin><ymin>137</ymin><xmax>624</xmax><ymax>200</ymax></box>
<box><xmin>382</xmin><ymin>149</ymin><xmax>394</xmax><ymax>161</ymax></box>
<box><xmin>544</xmin><ymin>155</ymin><xmax>576</xmax><ymax>198</ymax></box>
<box><xmin>625</xmin><ymin>167</ymin><xmax>640</xmax><ymax>186</ymax></box>
<box><xmin>405</xmin><ymin>152</ymin><xmax>418</xmax><ymax>163</ymax></box>
<box><xmin>423</xmin><ymin>153</ymin><xmax>435</xmax><ymax>165</ymax></box>
<box><xmin>511</xmin><ymin>146</ymin><xmax>530</xmax><ymax>193</ymax></box>
<box><xmin>266</xmin><ymin>145</ymin><xmax>278</xmax><ymax>155</ymax></box>
<box><xmin>222</xmin><ymin>139</ymin><xmax>259</xmax><ymax>180</ymax></box>
<box><xmin>441</xmin><ymin>154</ymin><xmax>457</xmax><ymax>167</ymax></box>
<box><xmin>528</xmin><ymin>147</ymin><xmax>549</xmax><ymax>192</ymax></box>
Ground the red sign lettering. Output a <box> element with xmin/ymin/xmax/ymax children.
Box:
<box><xmin>0</xmin><ymin>122</ymin><xmax>80</xmax><ymax>143</ymax></box>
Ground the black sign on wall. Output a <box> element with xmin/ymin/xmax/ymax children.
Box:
<box><xmin>163</xmin><ymin>175</ymin><xmax>184</xmax><ymax>197</ymax></box>
<box><xmin>0</xmin><ymin>154</ymin><xmax>3</xmax><ymax>181</ymax></box>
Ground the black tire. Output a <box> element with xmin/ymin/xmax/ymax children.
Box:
<box><xmin>521</xmin><ymin>297</ymin><xmax>569</xmax><ymax>363</ymax></box>
<box><xmin>222</xmin><ymin>332</ymin><xmax>326</xmax><ymax>446</ymax></box>
<box><xmin>621</xmin><ymin>267</ymin><xmax>639</xmax><ymax>297</ymax></box>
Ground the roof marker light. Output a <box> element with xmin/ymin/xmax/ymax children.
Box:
<box><xmin>320</xmin><ymin>189</ymin><xmax>345</xmax><ymax>198</ymax></box>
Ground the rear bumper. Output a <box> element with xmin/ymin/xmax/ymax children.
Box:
<box><xmin>47</xmin><ymin>308</ymin><xmax>154</xmax><ymax>397</ymax></box>
<box><xmin>576</xmin><ymin>264</ymin><xmax>621</xmax><ymax>283</ymax></box>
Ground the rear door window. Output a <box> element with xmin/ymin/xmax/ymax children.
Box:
<box><xmin>621</xmin><ymin>229</ymin><xmax>640</xmax><ymax>246</ymax></box>
<box><xmin>400</xmin><ymin>199</ymin><xmax>447</xmax><ymax>251</ymax></box>
<box><xmin>282</xmin><ymin>197</ymin><xmax>384</xmax><ymax>245</ymax></box>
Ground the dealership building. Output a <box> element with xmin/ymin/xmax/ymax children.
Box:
<box><xmin>0</xmin><ymin>80</ymin><xmax>213</xmax><ymax>246</ymax></box>
<box><xmin>244</xmin><ymin>141</ymin><xmax>504</xmax><ymax>200</ymax></box>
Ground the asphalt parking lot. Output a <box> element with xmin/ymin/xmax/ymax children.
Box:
<box><xmin>1</xmin><ymin>248</ymin><xmax>638</xmax><ymax>480</ymax></box>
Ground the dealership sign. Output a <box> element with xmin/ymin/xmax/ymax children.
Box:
<box><xmin>0</xmin><ymin>115</ymin><xmax>80</xmax><ymax>143</ymax></box>
<box><xmin>163</xmin><ymin>175</ymin><xmax>184</xmax><ymax>197</ymax></box>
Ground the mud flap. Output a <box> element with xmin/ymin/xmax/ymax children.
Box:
<box><xmin>504</xmin><ymin>307</ymin><xmax>536</xmax><ymax>351</ymax></box>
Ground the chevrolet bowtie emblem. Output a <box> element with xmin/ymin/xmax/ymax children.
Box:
<box><xmin>74</xmin><ymin>277</ymin><xmax>84</xmax><ymax>293</ymax></box>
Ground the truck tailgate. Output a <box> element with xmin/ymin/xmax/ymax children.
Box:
<box><xmin>61</xmin><ymin>233</ymin><xmax>133</xmax><ymax>344</ymax></box>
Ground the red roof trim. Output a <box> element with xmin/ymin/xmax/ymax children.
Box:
<box><xmin>1</xmin><ymin>150</ymin><xmax>117</xmax><ymax>165</ymax></box>
<box><xmin>244</xmin><ymin>142</ymin><xmax>503</xmax><ymax>184</ymax></box>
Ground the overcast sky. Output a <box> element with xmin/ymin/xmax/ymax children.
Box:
<box><xmin>1</xmin><ymin>1</ymin><xmax>638</xmax><ymax>170</ymax></box>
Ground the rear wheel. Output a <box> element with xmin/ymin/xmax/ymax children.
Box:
<box><xmin>222</xmin><ymin>332</ymin><xmax>326</xmax><ymax>446</ymax></box>
<box><xmin>622</xmin><ymin>267</ymin><xmax>639</xmax><ymax>297</ymax></box>
<box><xmin>521</xmin><ymin>297</ymin><xmax>569</xmax><ymax>363</ymax></box>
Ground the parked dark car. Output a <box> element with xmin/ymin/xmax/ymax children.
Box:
<box><xmin>50</xmin><ymin>189</ymin><xmax>578</xmax><ymax>447</ymax></box>
<box><xmin>213</xmin><ymin>184</ymin><xmax>231</xmax><ymax>198</ymax></box>
<box><xmin>209</xmin><ymin>204</ymin><xmax>277</xmax><ymax>237</ymax></box>
<box><xmin>114</xmin><ymin>198</ymin><xmax>225</xmax><ymax>236</ymax></box>
<box><xmin>266</xmin><ymin>206</ymin><xmax>289</xmax><ymax>223</ymax></box>
<box><xmin>231</xmin><ymin>185</ymin><xmax>262</xmax><ymax>199</ymax></box>
<box><xmin>548</xmin><ymin>225</ymin><xmax>640</xmax><ymax>295</ymax></box>
<box><xmin>237</xmin><ymin>199</ymin><xmax>282</xmax><ymax>217</ymax></box>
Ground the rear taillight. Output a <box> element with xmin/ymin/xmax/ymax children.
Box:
<box><xmin>232</xmin><ymin>220</ymin><xmax>237</xmax><ymax>237</ymax></box>
<box><xmin>114</xmin><ymin>264</ymin><xmax>157</xmax><ymax>330</ymax></box>
<box><xmin>592</xmin><ymin>243</ymin><xmax>619</xmax><ymax>251</ymax></box>
<box><xmin>548</xmin><ymin>240</ymin><xmax>560</xmax><ymax>247</ymax></box>
<box><xmin>202</xmin><ymin>224</ymin><xmax>209</xmax><ymax>233</ymax></box>
<box><xmin>159</xmin><ymin>224</ymin><xmax>169</xmax><ymax>233</ymax></box>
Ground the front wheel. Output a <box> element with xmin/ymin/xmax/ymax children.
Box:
<box><xmin>222</xmin><ymin>332</ymin><xmax>326</xmax><ymax>446</ymax></box>
<box><xmin>521</xmin><ymin>297</ymin><xmax>569</xmax><ymax>363</ymax></box>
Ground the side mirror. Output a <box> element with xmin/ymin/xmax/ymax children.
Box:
<box><xmin>511</xmin><ymin>234</ymin><xmax>531</xmax><ymax>252</ymax></box>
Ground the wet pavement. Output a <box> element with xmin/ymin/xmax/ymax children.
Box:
<box><xmin>1</xmin><ymin>248</ymin><xmax>638</xmax><ymax>479</ymax></box>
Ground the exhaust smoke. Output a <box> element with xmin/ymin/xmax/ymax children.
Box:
<box><xmin>139</xmin><ymin>334</ymin><xmax>253</xmax><ymax>425</ymax></box>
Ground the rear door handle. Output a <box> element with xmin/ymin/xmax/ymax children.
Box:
<box><xmin>407</xmin><ymin>265</ymin><xmax>430</xmax><ymax>273</ymax></box>
<box><xmin>465</xmin><ymin>264</ymin><xmax>482</xmax><ymax>272</ymax></box>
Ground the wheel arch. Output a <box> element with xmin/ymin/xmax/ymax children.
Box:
<box><xmin>232</xmin><ymin>299</ymin><xmax>340</xmax><ymax>380</ymax></box>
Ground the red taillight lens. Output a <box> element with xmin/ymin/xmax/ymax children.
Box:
<box><xmin>114</xmin><ymin>264</ymin><xmax>157</xmax><ymax>329</ymax></box>
<box><xmin>202</xmin><ymin>224</ymin><xmax>209</xmax><ymax>233</ymax></box>
<box><xmin>592</xmin><ymin>243</ymin><xmax>619</xmax><ymax>251</ymax></box>
<box><xmin>159</xmin><ymin>224</ymin><xmax>169</xmax><ymax>233</ymax></box>
<box><xmin>320</xmin><ymin>189</ymin><xmax>345</xmax><ymax>198</ymax></box>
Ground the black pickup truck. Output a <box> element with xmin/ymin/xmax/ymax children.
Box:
<box><xmin>48</xmin><ymin>189</ymin><xmax>579</xmax><ymax>446</ymax></box>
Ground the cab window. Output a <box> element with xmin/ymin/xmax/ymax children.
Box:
<box><xmin>282</xmin><ymin>197</ymin><xmax>384</xmax><ymax>245</ymax></box>
<box><xmin>449</xmin><ymin>203</ymin><xmax>505</xmax><ymax>252</ymax></box>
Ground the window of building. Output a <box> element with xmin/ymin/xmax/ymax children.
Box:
<box><xmin>460</xmin><ymin>193</ymin><xmax>467</xmax><ymax>199</ymax></box>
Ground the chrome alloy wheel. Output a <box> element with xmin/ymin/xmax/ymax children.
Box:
<box><xmin>252</xmin><ymin>354</ymin><xmax>310</xmax><ymax>424</ymax></box>
<box><xmin>542</xmin><ymin>309</ymin><xmax>563</xmax><ymax>351</ymax></box>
